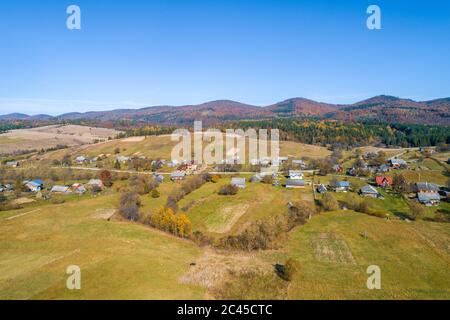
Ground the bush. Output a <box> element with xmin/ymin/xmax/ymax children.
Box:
<box><xmin>343</xmin><ymin>193</ymin><xmax>361</xmax><ymax>211</ymax></box>
<box><xmin>287</xmin><ymin>201</ymin><xmax>317</xmax><ymax>229</ymax></box>
<box><xmin>322</xmin><ymin>193</ymin><xmax>339</xmax><ymax>211</ymax></box>
<box><xmin>147</xmin><ymin>207</ymin><xmax>192</xmax><ymax>238</ymax></box>
<box><xmin>151</xmin><ymin>189</ymin><xmax>160</xmax><ymax>198</ymax></box>
<box><xmin>129</xmin><ymin>175</ymin><xmax>157</xmax><ymax>195</ymax></box>
<box><xmin>407</xmin><ymin>200</ymin><xmax>426</xmax><ymax>220</ymax></box>
<box><xmin>99</xmin><ymin>170</ymin><xmax>113</xmax><ymax>187</ymax></box>
<box><xmin>279</xmin><ymin>258</ymin><xmax>301</xmax><ymax>281</ymax></box>
<box><xmin>261</xmin><ymin>175</ymin><xmax>273</xmax><ymax>184</ymax></box>
<box><xmin>218</xmin><ymin>184</ymin><xmax>239</xmax><ymax>195</ymax></box>
<box><xmin>118</xmin><ymin>190</ymin><xmax>141</xmax><ymax>221</ymax></box>
<box><xmin>191</xmin><ymin>230</ymin><xmax>213</xmax><ymax>246</ymax></box>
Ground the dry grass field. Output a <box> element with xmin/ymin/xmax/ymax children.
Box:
<box><xmin>0</xmin><ymin>125</ymin><xmax>121</xmax><ymax>154</ymax></box>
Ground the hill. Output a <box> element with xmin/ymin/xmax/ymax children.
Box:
<box><xmin>1</xmin><ymin>95</ymin><xmax>449</xmax><ymax>125</ymax></box>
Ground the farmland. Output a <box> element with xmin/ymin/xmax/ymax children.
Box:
<box><xmin>1</xmin><ymin>191</ymin><xmax>449</xmax><ymax>299</ymax></box>
<box><xmin>0</xmin><ymin>132</ymin><xmax>449</xmax><ymax>300</ymax></box>
<box><xmin>0</xmin><ymin>125</ymin><xmax>121</xmax><ymax>155</ymax></box>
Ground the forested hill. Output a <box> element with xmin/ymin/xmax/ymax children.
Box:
<box><xmin>1</xmin><ymin>95</ymin><xmax>449</xmax><ymax>126</ymax></box>
<box><xmin>224</xmin><ymin>119</ymin><xmax>450</xmax><ymax>148</ymax></box>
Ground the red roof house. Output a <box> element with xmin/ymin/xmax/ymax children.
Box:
<box><xmin>375</xmin><ymin>176</ymin><xmax>393</xmax><ymax>188</ymax></box>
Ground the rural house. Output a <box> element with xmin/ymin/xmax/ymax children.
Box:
<box><xmin>417</xmin><ymin>192</ymin><xmax>440</xmax><ymax>206</ymax></box>
<box><xmin>331</xmin><ymin>181</ymin><xmax>350</xmax><ymax>192</ymax></box>
<box><xmin>6</xmin><ymin>160</ymin><xmax>19</xmax><ymax>167</ymax></box>
<box><xmin>389</xmin><ymin>158</ymin><xmax>407</xmax><ymax>169</ymax></box>
<box><xmin>292</xmin><ymin>159</ymin><xmax>306</xmax><ymax>169</ymax></box>
<box><xmin>317</xmin><ymin>184</ymin><xmax>327</xmax><ymax>194</ymax></box>
<box><xmin>332</xmin><ymin>164</ymin><xmax>343</xmax><ymax>173</ymax></box>
<box><xmin>87</xmin><ymin>179</ymin><xmax>105</xmax><ymax>189</ymax></box>
<box><xmin>116</xmin><ymin>156</ymin><xmax>131</xmax><ymax>163</ymax></box>
<box><xmin>360</xmin><ymin>185</ymin><xmax>380</xmax><ymax>198</ymax></box>
<box><xmin>416</xmin><ymin>182</ymin><xmax>440</xmax><ymax>206</ymax></box>
<box><xmin>170</xmin><ymin>171</ymin><xmax>186</xmax><ymax>181</ymax></box>
<box><xmin>24</xmin><ymin>179</ymin><xmax>44</xmax><ymax>192</ymax></box>
<box><xmin>285</xmin><ymin>179</ymin><xmax>305</xmax><ymax>189</ymax></box>
<box><xmin>75</xmin><ymin>156</ymin><xmax>87</xmax><ymax>164</ymax></box>
<box><xmin>378</xmin><ymin>164</ymin><xmax>390</xmax><ymax>173</ymax></box>
<box><xmin>152</xmin><ymin>173</ymin><xmax>164</xmax><ymax>184</ymax></box>
<box><xmin>50</xmin><ymin>185</ymin><xmax>70</xmax><ymax>194</ymax></box>
<box><xmin>375</xmin><ymin>176</ymin><xmax>393</xmax><ymax>188</ymax></box>
<box><xmin>288</xmin><ymin>170</ymin><xmax>304</xmax><ymax>180</ymax></box>
<box><xmin>415</xmin><ymin>182</ymin><xmax>439</xmax><ymax>193</ymax></box>
<box><xmin>71</xmin><ymin>183</ymin><xmax>87</xmax><ymax>194</ymax></box>
<box><xmin>231</xmin><ymin>177</ymin><xmax>246</xmax><ymax>189</ymax></box>
<box><xmin>250</xmin><ymin>173</ymin><xmax>263</xmax><ymax>183</ymax></box>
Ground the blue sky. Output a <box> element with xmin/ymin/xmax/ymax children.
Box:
<box><xmin>0</xmin><ymin>0</ymin><xmax>449</xmax><ymax>115</ymax></box>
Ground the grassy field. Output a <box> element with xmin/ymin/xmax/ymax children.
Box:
<box><xmin>0</xmin><ymin>194</ymin><xmax>205</xmax><ymax>300</ymax></box>
<box><xmin>1</xmin><ymin>186</ymin><xmax>449</xmax><ymax>299</ymax></box>
<box><xmin>284</xmin><ymin>211</ymin><xmax>450</xmax><ymax>299</ymax></box>
<box><xmin>0</xmin><ymin>125</ymin><xmax>120</xmax><ymax>155</ymax></box>
<box><xmin>178</xmin><ymin>177</ymin><xmax>314</xmax><ymax>238</ymax></box>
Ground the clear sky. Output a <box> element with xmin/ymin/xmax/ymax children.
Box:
<box><xmin>0</xmin><ymin>0</ymin><xmax>449</xmax><ymax>115</ymax></box>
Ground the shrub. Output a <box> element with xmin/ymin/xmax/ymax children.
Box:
<box><xmin>118</xmin><ymin>190</ymin><xmax>141</xmax><ymax>221</ymax></box>
<box><xmin>99</xmin><ymin>170</ymin><xmax>113</xmax><ymax>187</ymax></box>
<box><xmin>322</xmin><ymin>193</ymin><xmax>339</xmax><ymax>211</ymax></box>
<box><xmin>218</xmin><ymin>184</ymin><xmax>239</xmax><ymax>195</ymax></box>
<box><xmin>261</xmin><ymin>175</ymin><xmax>273</xmax><ymax>184</ymax></box>
<box><xmin>287</xmin><ymin>201</ymin><xmax>317</xmax><ymax>229</ymax></box>
<box><xmin>148</xmin><ymin>207</ymin><xmax>192</xmax><ymax>238</ymax></box>
<box><xmin>151</xmin><ymin>189</ymin><xmax>160</xmax><ymax>198</ymax></box>
<box><xmin>343</xmin><ymin>193</ymin><xmax>361</xmax><ymax>211</ymax></box>
<box><xmin>210</xmin><ymin>174</ymin><xmax>221</xmax><ymax>183</ymax></box>
<box><xmin>279</xmin><ymin>258</ymin><xmax>301</xmax><ymax>281</ymax></box>
<box><xmin>407</xmin><ymin>200</ymin><xmax>426</xmax><ymax>220</ymax></box>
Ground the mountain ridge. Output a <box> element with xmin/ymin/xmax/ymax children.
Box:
<box><xmin>1</xmin><ymin>95</ymin><xmax>449</xmax><ymax>125</ymax></box>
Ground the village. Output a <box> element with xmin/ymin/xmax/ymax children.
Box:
<box><xmin>1</xmin><ymin>134</ymin><xmax>449</xmax><ymax>300</ymax></box>
<box><xmin>1</xmin><ymin>144</ymin><xmax>449</xmax><ymax>212</ymax></box>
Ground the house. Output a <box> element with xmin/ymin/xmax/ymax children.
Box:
<box><xmin>75</xmin><ymin>156</ymin><xmax>87</xmax><ymax>164</ymax></box>
<box><xmin>271</xmin><ymin>156</ymin><xmax>288</xmax><ymax>166</ymax></box>
<box><xmin>6</xmin><ymin>160</ymin><xmax>19</xmax><ymax>167</ymax></box>
<box><xmin>285</xmin><ymin>179</ymin><xmax>305</xmax><ymax>188</ymax></box>
<box><xmin>317</xmin><ymin>184</ymin><xmax>327</xmax><ymax>194</ymax></box>
<box><xmin>50</xmin><ymin>185</ymin><xmax>71</xmax><ymax>194</ymax></box>
<box><xmin>87</xmin><ymin>179</ymin><xmax>104</xmax><ymax>189</ymax></box>
<box><xmin>24</xmin><ymin>179</ymin><xmax>44</xmax><ymax>192</ymax></box>
<box><xmin>260</xmin><ymin>167</ymin><xmax>278</xmax><ymax>177</ymax></box>
<box><xmin>360</xmin><ymin>185</ymin><xmax>380</xmax><ymax>198</ymax></box>
<box><xmin>332</xmin><ymin>164</ymin><xmax>343</xmax><ymax>173</ymax></box>
<box><xmin>416</xmin><ymin>182</ymin><xmax>440</xmax><ymax>205</ymax></box>
<box><xmin>416</xmin><ymin>182</ymin><xmax>439</xmax><ymax>193</ymax></box>
<box><xmin>378</xmin><ymin>164</ymin><xmax>390</xmax><ymax>173</ymax></box>
<box><xmin>347</xmin><ymin>167</ymin><xmax>357</xmax><ymax>176</ymax></box>
<box><xmin>71</xmin><ymin>183</ymin><xmax>87</xmax><ymax>194</ymax></box>
<box><xmin>116</xmin><ymin>156</ymin><xmax>131</xmax><ymax>163</ymax></box>
<box><xmin>375</xmin><ymin>176</ymin><xmax>393</xmax><ymax>188</ymax></box>
<box><xmin>331</xmin><ymin>181</ymin><xmax>350</xmax><ymax>192</ymax></box>
<box><xmin>231</xmin><ymin>177</ymin><xmax>246</xmax><ymax>189</ymax></box>
<box><xmin>418</xmin><ymin>192</ymin><xmax>440</xmax><ymax>206</ymax></box>
<box><xmin>292</xmin><ymin>159</ymin><xmax>306</xmax><ymax>167</ymax></box>
<box><xmin>288</xmin><ymin>170</ymin><xmax>304</xmax><ymax>180</ymax></box>
<box><xmin>152</xmin><ymin>173</ymin><xmax>164</xmax><ymax>184</ymax></box>
<box><xmin>389</xmin><ymin>158</ymin><xmax>407</xmax><ymax>169</ymax></box>
<box><xmin>250</xmin><ymin>173</ymin><xmax>263</xmax><ymax>183</ymax></box>
<box><xmin>250</xmin><ymin>159</ymin><xmax>260</xmax><ymax>166</ymax></box>
<box><xmin>167</xmin><ymin>159</ymin><xmax>180</xmax><ymax>168</ymax></box>
<box><xmin>170</xmin><ymin>171</ymin><xmax>186</xmax><ymax>181</ymax></box>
